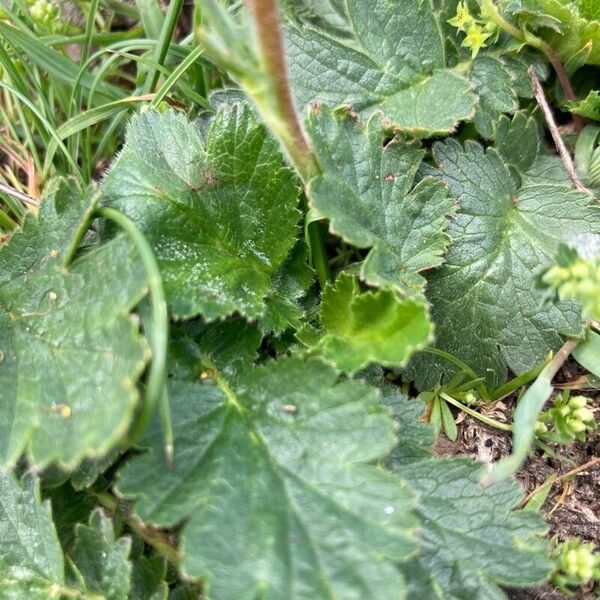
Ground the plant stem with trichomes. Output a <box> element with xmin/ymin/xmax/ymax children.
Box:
<box><xmin>246</xmin><ymin>0</ymin><xmax>331</xmax><ymax>286</ymax></box>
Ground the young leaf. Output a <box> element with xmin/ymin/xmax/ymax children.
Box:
<box><xmin>567</xmin><ymin>89</ymin><xmax>600</xmax><ymax>121</ymax></box>
<box><xmin>260</xmin><ymin>239</ymin><xmax>314</xmax><ymax>335</ymax></box>
<box><xmin>0</xmin><ymin>181</ymin><xmax>148</xmax><ymax>469</ymax></box>
<box><xmin>118</xmin><ymin>357</ymin><xmax>418</xmax><ymax>600</ymax></box>
<box><xmin>102</xmin><ymin>103</ymin><xmax>300</xmax><ymax>320</ymax></box>
<box><xmin>308</xmin><ymin>273</ymin><xmax>432</xmax><ymax>373</ymax></box>
<box><xmin>70</xmin><ymin>509</ymin><xmax>132</xmax><ymax>600</ymax></box>
<box><xmin>306</xmin><ymin>107</ymin><xmax>454</xmax><ymax>297</ymax></box>
<box><xmin>408</xmin><ymin>116</ymin><xmax>600</xmax><ymax>388</ymax></box>
<box><xmin>512</xmin><ymin>0</ymin><xmax>600</xmax><ymax>65</ymax></box>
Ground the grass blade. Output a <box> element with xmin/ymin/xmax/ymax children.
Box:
<box><xmin>0</xmin><ymin>22</ymin><xmax>122</xmax><ymax>101</ymax></box>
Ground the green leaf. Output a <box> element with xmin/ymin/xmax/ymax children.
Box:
<box><xmin>70</xmin><ymin>509</ymin><xmax>132</xmax><ymax>600</ymax></box>
<box><xmin>306</xmin><ymin>107</ymin><xmax>454</xmax><ymax>297</ymax></box>
<box><xmin>0</xmin><ymin>181</ymin><xmax>148</xmax><ymax>469</ymax></box>
<box><xmin>408</xmin><ymin>116</ymin><xmax>600</xmax><ymax>388</ymax></box>
<box><xmin>260</xmin><ymin>239</ymin><xmax>314</xmax><ymax>335</ymax></box>
<box><xmin>0</xmin><ymin>472</ymin><xmax>140</xmax><ymax>599</ymax></box>
<box><xmin>572</xmin><ymin>328</ymin><xmax>600</xmax><ymax>379</ymax></box>
<box><xmin>0</xmin><ymin>472</ymin><xmax>64</xmax><ymax>596</ymax></box>
<box><xmin>395</xmin><ymin>458</ymin><xmax>552</xmax><ymax>596</ymax></box>
<box><xmin>567</xmin><ymin>89</ymin><xmax>600</xmax><ymax>120</ymax></box>
<box><xmin>45</xmin><ymin>482</ymin><xmax>96</xmax><ymax>547</ymax></box>
<box><xmin>118</xmin><ymin>357</ymin><xmax>418</xmax><ymax>600</ymax></box>
<box><xmin>309</xmin><ymin>273</ymin><xmax>432</xmax><ymax>373</ymax></box>
<box><xmin>493</xmin><ymin>111</ymin><xmax>541</xmax><ymax>174</ymax></box>
<box><xmin>380</xmin><ymin>387</ymin><xmax>435</xmax><ymax>466</ymax></box>
<box><xmin>285</xmin><ymin>0</ymin><xmax>542</xmax><ymax>136</ymax></box>
<box><xmin>187</xmin><ymin>317</ymin><xmax>262</xmax><ymax>379</ymax></box>
<box><xmin>513</xmin><ymin>0</ymin><xmax>600</xmax><ymax>64</ymax></box>
<box><xmin>130</xmin><ymin>556</ymin><xmax>168</xmax><ymax>600</ymax></box>
<box><xmin>470</xmin><ymin>55</ymin><xmax>519</xmax><ymax>138</ymax></box>
<box><xmin>102</xmin><ymin>103</ymin><xmax>300</xmax><ymax>320</ymax></box>
<box><xmin>285</xmin><ymin>0</ymin><xmax>476</xmax><ymax>135</ymax></box>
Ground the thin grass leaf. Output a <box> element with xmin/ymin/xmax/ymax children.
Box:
<box><xmin>483</xmin><ymin>340</ymin><xmax>578</xmax><ymax>484</ymax></box>
<box><xmin>143</xmin><ymin>0</ymin><xmax>185</xmax><ymax>92</ymax></box>
<box><xmin>150</xmin><ymin>45</ymin><xmax>206</xmax><ymax>108</ymax></box>
<box><xmin>59</xmin><ymin>95</ymin><xmax>155</xmax><ymax>139</ymax></box>
<box><xmin>0</xmin><ymin>82</ymin><xmax>82</xmax><ymax>181</ymax></box>
<box><xmin>136</xmin><ymin>0</ymin><xmax>165</xmax><ymax>39</ymax></box>
<box><xmin>0</xmin><ymin>22</ymin><xmax>122</xmax><ymax>101</ymax></box>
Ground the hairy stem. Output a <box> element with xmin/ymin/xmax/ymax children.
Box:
<box><xmin>249</xmin><ymin>0</ymin><xmax>316</xmax><ymax>181</ymax></box>
<box><xmin>247</xmin><ymin>0</ymin><xmax>331</xmax><ymax>286</ymax></box>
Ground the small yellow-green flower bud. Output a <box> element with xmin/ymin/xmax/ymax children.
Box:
<box><xmin>569</xmin><ymin>395</ymin><xmax>588</xmax><ymax>409</ymax></box>
<box><xmin>573</xmin><ymin>407</ymin><xmax>594</xmax><ymax>423</ymax></box>
<box><xmin>566</xmin><ymin>417</ymin><xmax>586</xmax><ymax>433</ymax></box>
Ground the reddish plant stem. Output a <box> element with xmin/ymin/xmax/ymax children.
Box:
<box><xmin>249</xmin><ymin>0</ymin><xmax>315</xmax><ymax>180</ymax></box>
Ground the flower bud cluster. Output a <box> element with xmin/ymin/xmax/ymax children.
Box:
<box><xmin>27</xmin><ymin>0</ymin><xmax>60</xmax><ymax>31</ymax></box>
<box><xmin>447</xmin><ymin>1</ymin><xmax>498</xmax><ymax>57</ymax></box>
<box><xmin>552</xmin><ymin>538</ymin><xmax>600</xmax><ymax>592</ymax></box>
<box><xmin>536</xmin><ymin>394</ymin><xmax>596</xmax><ymax>443</ymax></box>
<box><xmin>542</xmin><ymin>256</ymin><xmax>600</xmax><ymax>320</ymax></box>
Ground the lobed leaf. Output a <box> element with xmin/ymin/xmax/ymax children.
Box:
<box><xmin>102</xmin><ymin>103</ymin><xmax>301</xmax><ymax>320</ymax></box>
<box><xmin>0</xmin><ymin>181</ymin><xmax>148</xmax><ymax>469</ymax></box>
<box><xmin>118</xmin><ymin>357</ymin><xmax>418</xmax><ymax>600</ymax></box>
<box><xmin>70</xmin><ymin>509</ymin><xmax>132</xmax><ymax>600</ymax></box>
<box><xmin>309</xmin><ymin>273</ymin><xmax>432</xmax><ymax>373</ymax></box>
<box><xmin>306</xmin><ymin>106</ymin><xmax>454</xmax><ymax>297</ymax></box>
<box><xmin>385</xmin><ymin>391</ymin><xmax>552</xmax><ymax>597</ymax></box>
<box><xmin>285</xmin><ymin>0</ymin><xmax>544</xmax><ymax>136</ymax></box>
<box><xmin>397</xmin><ymin>458</ymin><xmax>552</xmax><ymax>596</ymax></box>
<box><xmin>408</xmin><ymin>114</ymin><xmax>600</xmax><ymax>388</ymax></box>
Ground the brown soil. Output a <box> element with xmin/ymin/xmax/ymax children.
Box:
<box><xmin>433</xmin><ymin>373</ymin><xmax>599</xmax><ymax>600</ymax></box>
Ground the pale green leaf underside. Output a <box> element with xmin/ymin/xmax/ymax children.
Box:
<box><xmin>314</xmin><ymin>273</ymin><xmax>432</xmax><ymax>373</ymax></box>
<box><xmin>118</xmin><ymin>357</ymin><xmax>417</xmax><ymax>600</ymax></box>
<box><xmin>101</xmin><ymin>104</ymin><xmax>300</xmax><ymax>320</ymax></box>
<box><xmin>285</xmin><ymin>0</ymin><xmax>476</xmax><ymax>135</ymax></box>
<box><xmin>306</xmin><ymin>107</ymin><xmax>454</xmax><ymax>297</ymax></box>
<box><xmin>0</xmin><ymin>183</ymin><xmax>147</xmax><ymax>469</ymax></box>
<box><xmin>567</xmin><ymin>89</ymin><xmax>600</xmax><ymax>120</ymax></box>
<box><xmin>408</xmin><ymin>122</ymin><xmax>600</xmax><ymax>388</ymax></box>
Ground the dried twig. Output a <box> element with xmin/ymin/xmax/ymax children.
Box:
<box><xmin>528</xmin><ymin>67</ymin><xmax>589</xmax><ymax>194</ymax></box>
<box><xmin>0</xmin><ymin>181</ymin><xmax>39</xmax><ymax>207</ymax></box>
<box><xmin>517</xmin><ymin>456</ymin><xmax>600</xmax><ymax>508</ymax></box>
